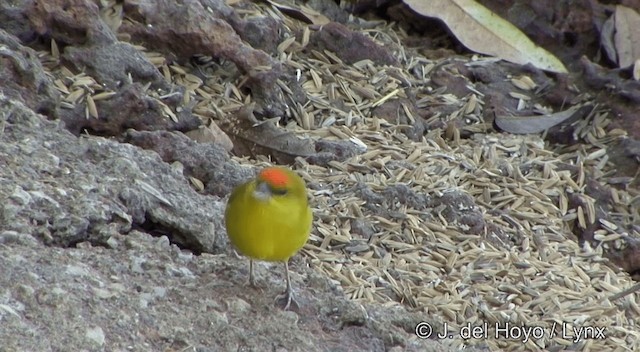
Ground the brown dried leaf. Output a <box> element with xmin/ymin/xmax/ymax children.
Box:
<box><xmin>403</xmin><ymin>0</ymin><xmax>567</xmax><ymax>73</ymax></box>
<box><xmin>265</xmin><ymin>0</ymin><xmax>330</xmax><ymax>25</ymax></box>
<box><xmin>184</xmin><ymin>121</ymin><xmax>234</xmax><ymax>152</ymax></box>
<box><xmin>601</xmin><ymin>15</ymin><xmax>617</xmax><ymax>64</ymax></box>
<box><xmin>614</xmin><ymin>5</ymin><xmax>640</xmax><ymax>68</ymax></box>
<box><xmin>495</xmin><ymin>105</ymin><xmax>582</xmax><ymax>134</ymax></box>
<box><xmin>218</xmin><ymin>103</ymin><xmax>316</xmax><ymax>164</ymax></box>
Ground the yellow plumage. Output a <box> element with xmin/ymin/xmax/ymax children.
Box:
<box><xmin>224</xmin><ymin>166</ymin><xmax>312</xmax><ymax>309</ymax></box>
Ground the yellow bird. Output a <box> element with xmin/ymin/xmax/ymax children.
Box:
<box><xmin>224</xmin><ymin>166</ymin><xmax>313</xmax><ymax>309</ymax></box>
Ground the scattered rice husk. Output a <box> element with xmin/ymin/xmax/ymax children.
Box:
<box><xmin>37</xmin><ymin>1</ymin><xmax>640</xmax><ymax>350</ymax></box>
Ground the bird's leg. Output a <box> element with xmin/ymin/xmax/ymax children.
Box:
<box><xmin>276</xmin><ymin>260</ymin><xmax>299</xmax><ymax>310</ymax></box>
<box><xmin>249</xmin><ymin>259</ymin><xmax>257</xmax><ymax>287</ymax></box>
<box><xmin>284</xmin><ymin>261</ymin><xmax>293</xmax><ymax>307</ymax></box>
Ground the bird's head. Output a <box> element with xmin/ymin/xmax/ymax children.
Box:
<box><xmin>252</xmin><ymin>167</ymin><xmax>306</xmax><ymax>202</ymax></box>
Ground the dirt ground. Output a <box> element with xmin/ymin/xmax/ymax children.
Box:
<box><xmin>0</xmin><ymin>0</ymin><xmax>639</xmax><ymax>351</ymax></box>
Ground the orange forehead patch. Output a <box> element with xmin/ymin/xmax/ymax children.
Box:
<box><xmin>258</xmin><ymin>167</ymin><xmax>289</xmax><ymax>187</ymax></box>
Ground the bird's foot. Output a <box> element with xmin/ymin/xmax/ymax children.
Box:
<box><xmin>247</xmin><ymin>278</ymin><xmax>266</xmax><ymax>295</ymax></box>
<box><xmin>247</xmin><ymin>259</ymin><xmax>262</xmax><ymax>289</ymax></box>
<box><xmin>275</xmin><ymin>288</ymin><xmax>299</xmax><ymax>311</ymax></box>
<box><xmin>249</xmin><ymin>276</ymin><xmax>259</xmax><ymax>288</ymax></box>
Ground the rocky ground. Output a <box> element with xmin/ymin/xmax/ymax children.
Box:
<box><xmin>1</xmin><ymin>0</ymin><xmax>639</xmax><ymax>351</ymax></box>
<box><xmin>0</xmin><ymin>98</ymin><xmax>457</xmax><ymax>351</ymax></box>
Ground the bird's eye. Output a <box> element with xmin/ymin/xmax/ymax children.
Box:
<box><xmin>271</xmin><ymin>188</ymin><xmax>288</xmax><ymax>196</ymax></box>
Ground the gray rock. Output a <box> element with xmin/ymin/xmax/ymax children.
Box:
<box><xmin>85</xmin><ymin>326</ymin><xmax>106</xmax><ymax>346</ymax></box>
<box><xmin>0</xmin><ymin>27</ymin><xmax>484</xmax><ymax>352</ymax></box>
<box><xmin>0</xmin><ymin>96</ymin><xmax>224</xmax><ymax>253</ymax></box>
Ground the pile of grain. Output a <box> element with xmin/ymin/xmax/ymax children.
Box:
<box><xmin>39</xmin><ymin>1</ymin><xmax>639</xmax><ymax>350</ymax></box>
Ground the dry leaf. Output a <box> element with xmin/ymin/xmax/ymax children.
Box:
<box><xmin>218</xmin><ymin>103</ymin><xmax>316</xmax><ymax>164</ymax></box>
<box><xmin>495</xmin><ymin>105</ymin><xmax>583</xmax><ymax>134</ymax></box>
<box><xmin>601</xmin><ymin>15</ymin><xmax>617</xmax><ymax>64</ymax></box>
<box><xmin>614</xmin><ymin>5</ymin><xmax>640</xmax><ymax>68</ymax></box>
<box><xmin>219</xmin><ymin>104</ymin><xmax>362</xmax><ymax>165</ymax></box>
<box><xmin>184</xmin><ymin>122</ymin><xmax>234</xmax><ymax>152</ymax></box>
<box><xmin>404</xmin><ymin>0</ymin><xmax>567</xmax><ymax>73</ymax></box>
<box><xmin>265</xmin><ymin>0</ymin><xmax>330</xmax><ymax>25</ymax></box>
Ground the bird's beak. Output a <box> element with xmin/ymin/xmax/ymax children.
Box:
<box><xmin>253</xmin><ymin>181</ymin><xmax>272</xmax><ymax>201</ymax></box>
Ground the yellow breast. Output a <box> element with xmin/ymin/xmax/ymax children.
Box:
<box><xmin>225</xmin><ymin>172</ymin><xmax>312</xmax><ymax>262</ymax></box>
